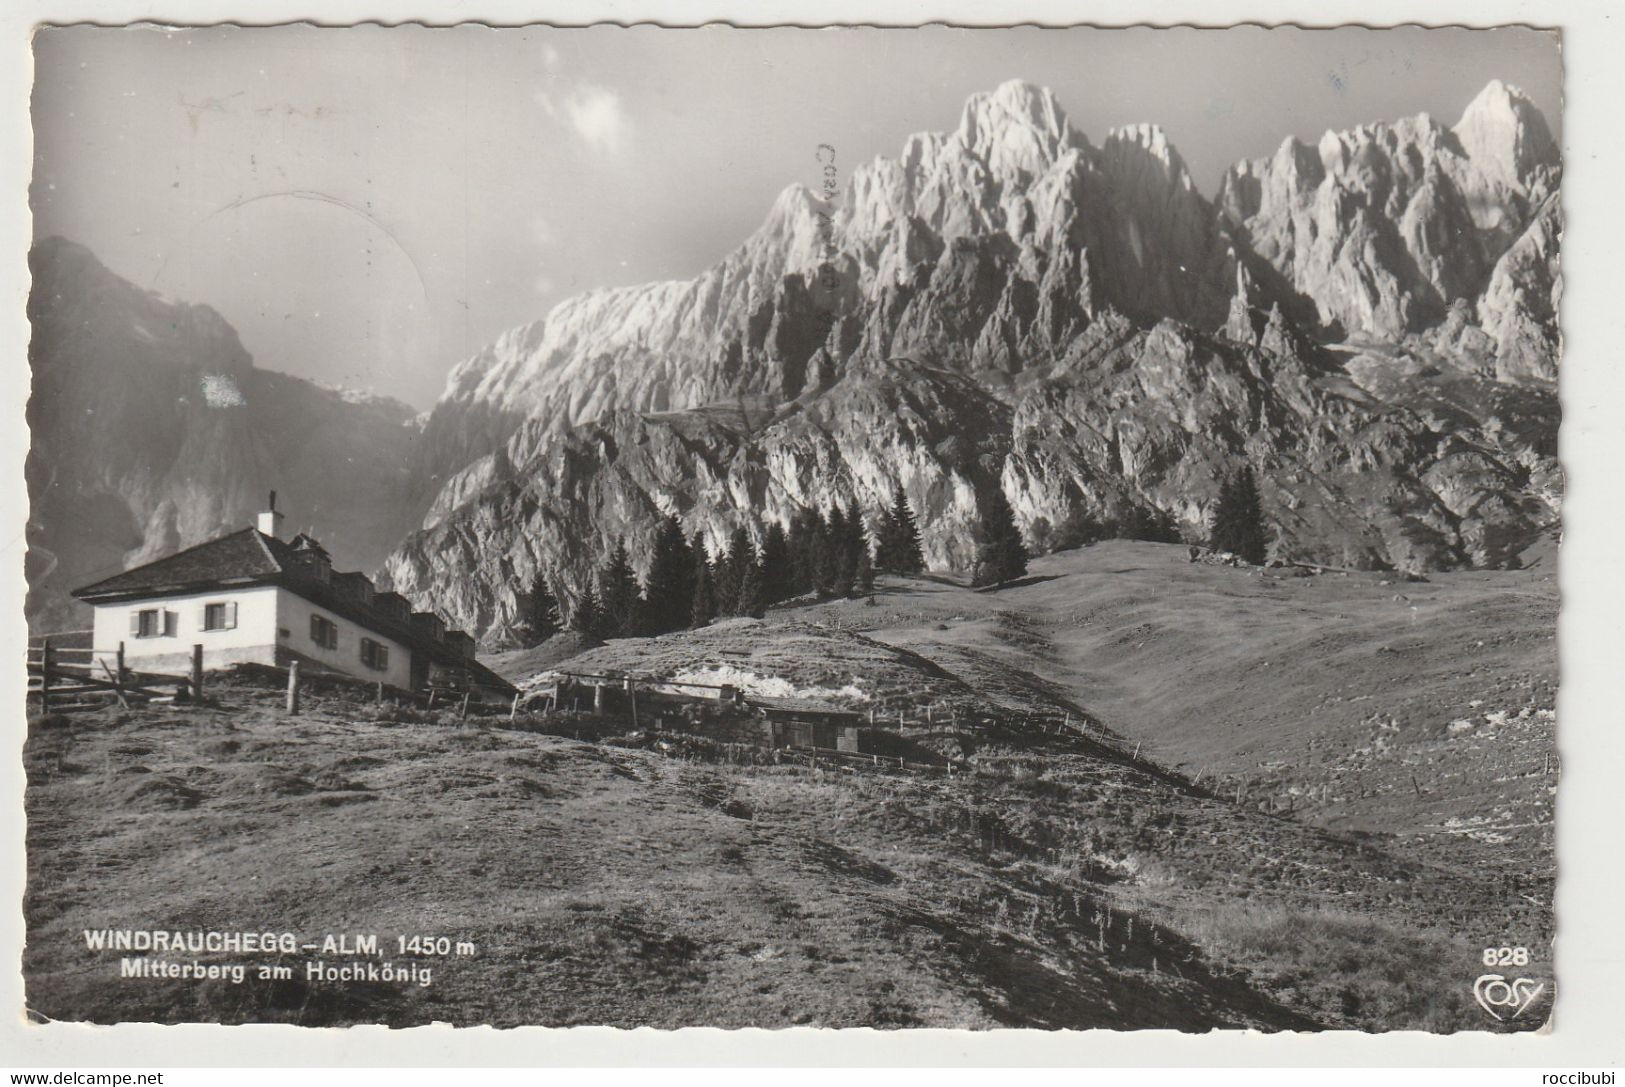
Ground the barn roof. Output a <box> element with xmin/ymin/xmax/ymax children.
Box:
<box><xmin>751</xmin><ymin>695</ymin><xmax>864</xmax><ymax>719</ymax></box>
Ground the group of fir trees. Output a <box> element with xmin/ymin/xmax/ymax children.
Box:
<box><xmin>523</xmin><ymin>571</ymin><xmax>563</xmax><ymax>644</ymax></box>
<box><xmin>561</xmin><ymin>517</ymin><xmax>709</xmax><ymax>640</ymax></box>
<box><xmin>781</xmin><ymin>497</ymin><xmax>872</xmax><ymax>601</ymax></box>
<box><xmin>545</xmin><ymin>491</ymin><xmax>927</xmax><ymax>643</ymax></box>
<box><xmin>521</xmin><ymin>472</ymin><xmax>1271</xmax><ymax>645</ymax></box>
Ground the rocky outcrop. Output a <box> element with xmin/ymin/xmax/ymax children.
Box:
<box><xmin>415</xmin><ymin>81</ymin><xmax>1560</xmax><ymax>523</ymax></box>
<box><xmin>384</xmin><ymin>320</ymin><xmax>1559</xmax><ymax>643</ymax></box>
<box><xmin>1477</xmin><ymin>192</ymin><xmax>1562</xmax><ymax>382</ymax></box>
<box><xmin>26</xmin><ymin>237</ymin><xmax>424</xmax><ymax>630</ymax></box>
<box><xmin>1216</xmin><ymin>79</ymin><xmax>1559</xmax><ymax>349</ymax></box>
<box><xmin>411</xmin><ymin>81</ymin><xmax>1247</xmax><ymax>496</ymax></box>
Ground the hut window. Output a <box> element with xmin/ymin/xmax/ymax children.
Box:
<box><xmin>131</xmin><ymin>608</ymin><xmax>174</xmax><ymax>638</ymax></box>
<box><xmin>360</xmin><ymin>638</ymin><xmax>389</xmax><ymax>671</ymax></box>
<box><xmin>309</xmin><ymin>614</ymin><xmax>339</xmax><ymax>650</ymax></box>
<box><xmin>202</xmin><ymin>601</ymin><xmax>238</xmax><ymax>631</ymax></box>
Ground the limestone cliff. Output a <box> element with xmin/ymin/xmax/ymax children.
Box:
<box><xmin>383</xmin><ymin>319</ymin><xmax>1558</xmax><ymax>644</ymax></box>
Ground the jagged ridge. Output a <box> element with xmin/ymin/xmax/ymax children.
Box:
<box><xmin>380</xmin><ymin>79</ymin><xmax>1561</xmax><ymax>642</ymax></box>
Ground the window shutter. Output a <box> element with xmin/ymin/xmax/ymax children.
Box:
<box><xmin>163</xmin><ymin>611</ymin><xmax>177</xmax><ymax>637</ymax></box>
<box><xmin>310</xmin><ymin>614</ymin><xmax>320</xmax><ymax>643</ymax></box>
<box><xmin>226</xmin><ymin>601</ymin><xmax>238</xmax><ymax>630</ymax></box>
<box><xmin>378</xmin><ymin>645</ymin><xmax>389</xmax><ymax>669</ymax></box>
<box><xmin>199</xmin><ymin>605</ymin><xmax>209</xmax><ymax>632</ymax></box>
<box><xmin>130</xmin><ymin>611</ymin><xmax>142</xmax><ymax>636</ymax></box>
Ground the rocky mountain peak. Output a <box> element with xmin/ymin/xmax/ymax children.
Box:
<box><xmin>1215</xmin><ymin>80</ymin><xmax>1560</xmax><ymax>341</ymax></box>
<box><xmin>1452</xmin><ymin>79</ymin><xmax>1558</xmax><ymax>191</ymax></box>
<box><xmin>953</xmin><ymin>79</ymin><xmax>1080</xmax><ymax>175</ymax></box>
<box><xmin>1104</xmin><ymin>123</ymin><xmax>1196</xmax><ymax>194</ymax></box>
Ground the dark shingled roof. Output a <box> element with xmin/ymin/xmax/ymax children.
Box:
<box><xmin>332</xmin><ymin>570</ymin><xmax>374</xmax><ymax>594</ymax></box>
<box><xmin>72</xmin><ymin>528</ymin><xmax>283</xmax><ymax>598</ymax></box>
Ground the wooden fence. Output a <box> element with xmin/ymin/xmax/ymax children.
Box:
<box><xmin>26</xmin><ymin>633</ymin><xmax>198</xmax><ymax>713</ymax></box>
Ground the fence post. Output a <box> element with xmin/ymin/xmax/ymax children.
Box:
<box><xmin>459</xmin><ymin>692</ymin><xmax>471</xmax><ymax>719</ymax></box>
<box><xmin>39</xmin><ymin>638</ymin><xmax>52</xmax><ymax>715</ymax></box>
<box><xmin>98</xmin><ymin>657</ymin><xmax>129</xmax><ymax>710</ymax></box>
<box><xmin>191</xmin><ymin>644</ymin><xmax>204</xmax><ymax>701</ymax></box>
<box><xmin>286</xmin><ymin>660</ymin><xmax>301</xmax><ymax>714</ymax></box>
<box><xmin>116</xmin><ymin>642</ymin><xmax>127</xmax><ymax>686</ymax></box>
<box><xmin>376</xmin><ymin>680</ymin><xmax>384</xmax><ymax>704</ymax></box>
<box><xmin>510</xmin><ymin>692</ymin><xmax>520</xmax><ymax>721</ymax></box>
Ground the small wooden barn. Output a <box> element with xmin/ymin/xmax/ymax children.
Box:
<box><xmin>751</xmin><ymin>696</ymin><xmax>866</xmax><ymax>752</ymax></box>
<box><xmin>534</xmin><ymin>670</ymin><xmax>869</xmax><ymax>752</ymax></box>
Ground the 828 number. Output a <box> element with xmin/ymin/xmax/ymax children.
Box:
<box><xmin>1483</xmin><ymin>946</ymin><xmax>1530</xmax><ymax>967</ymax></box>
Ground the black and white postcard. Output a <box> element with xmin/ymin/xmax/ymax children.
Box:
<box><xmin>15</xmin><ymin>17</ymin><xmax>1594</xmax><ymax>1051</ymax></box>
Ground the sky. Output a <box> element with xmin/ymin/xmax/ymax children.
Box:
<box><xmin>31</xmin><ymin>25</ymin><xmax>1562</xmax><ymax>410</ymax></box>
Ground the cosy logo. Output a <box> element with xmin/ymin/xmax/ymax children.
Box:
<box><xmin>1474</xmin><ymin>973</ymin><xmax>1546</xmax><ymax>1020</ymax></box>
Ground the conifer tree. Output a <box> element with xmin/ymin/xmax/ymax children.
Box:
<box><xmin>524</xmin><ymin>569</ymin><xmax>562</xmax><ymax>645</ymax></box>
<box><xmin>712</xmin><ymin>549</ymin><xmax>739</xmax><ymax>616</ymax></box>
<box><xmin>719</xmin><ymin>527</ymin><xmax>756</xmax><ymax>616</ymax></box>
<box><xmin>643</xmin><ymin>514</ymin><xmax>694</xmax><ymax>635</ymax></box>
<box><xmin>972</xmin><ymin>485</ymin><xmax>1029</xmax><ymax>587</ymax></box>
<box><xmin>569</xmin><ymin>585</ymin><xmax>603</xmax><ymax>639</ymax></box>
<box><xmin>827</xmin><ymin>503</ymin><xmax>855</xmax><ymax>597</ymax></box>
<box><xmin>844</xmin><ymin>497</ymin><xmax>867</xmax><ymax>568</ymax></box>
<box><xmin>811</xmin><ymin>522</ymin><xmax>836</xmax><ymax>597</ymax></box>
<box><xmin>854</xmin><ymin>538</ymin><xmax>876</xmax><ymax>598</ymax></box>
<box><xmin>597</xmin><ymin>539</ymin><xmax>642</xmax><ymax>637</ymax></box>
<box><xmin>689</xmin><ymin>534</ymin><xmax>717</xmax><ymax>628</ymax></box>
<box><xmin>1211</xmin><ymin>466</ymin><xmax>1268</xmax><ymax>564</ymax></box>
<box><xmin>759</xmin><ymin>521</ymin><xmax>791</xmax><ymax>605</ymax></box>
<box><xmin>877</xmin><ymin>484</ymin><xmax>926</xmax><ymax>574</ymax></box>
<box><xmin>789</xmin><ymin>507</ymin><xmax>834</xmax><ymax>597</ymax></box>
<box><xmin>736</xmin><ymin>556</ymin><xmax>765</xmax><ymax>618</ymax></box>
<box><xmin>786</xmin><ymin>507</ymin><xmax>827</xmax><ymax>598</ymax></box>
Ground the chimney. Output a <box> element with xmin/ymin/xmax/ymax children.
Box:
<box><xmin>256</xmin><ymin>490</ymin><xmax>286</xmax><ymax>539</ymax></box>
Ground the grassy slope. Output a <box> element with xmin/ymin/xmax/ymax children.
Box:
<box><xmin>23</xmin><ymin>543</ymin><xmax>1555</xmax><ymax>1031</ymax></box>
<box><xmin>852</xmin><ymin>542</ymin><xmax>1556</xmax><ymax>876</ymax></box>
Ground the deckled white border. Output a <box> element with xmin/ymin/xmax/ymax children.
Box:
<box><xmin>2</xmin><ymin>0</ymin><xmax>1619</xmax><ymax>1068</ymax></box>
